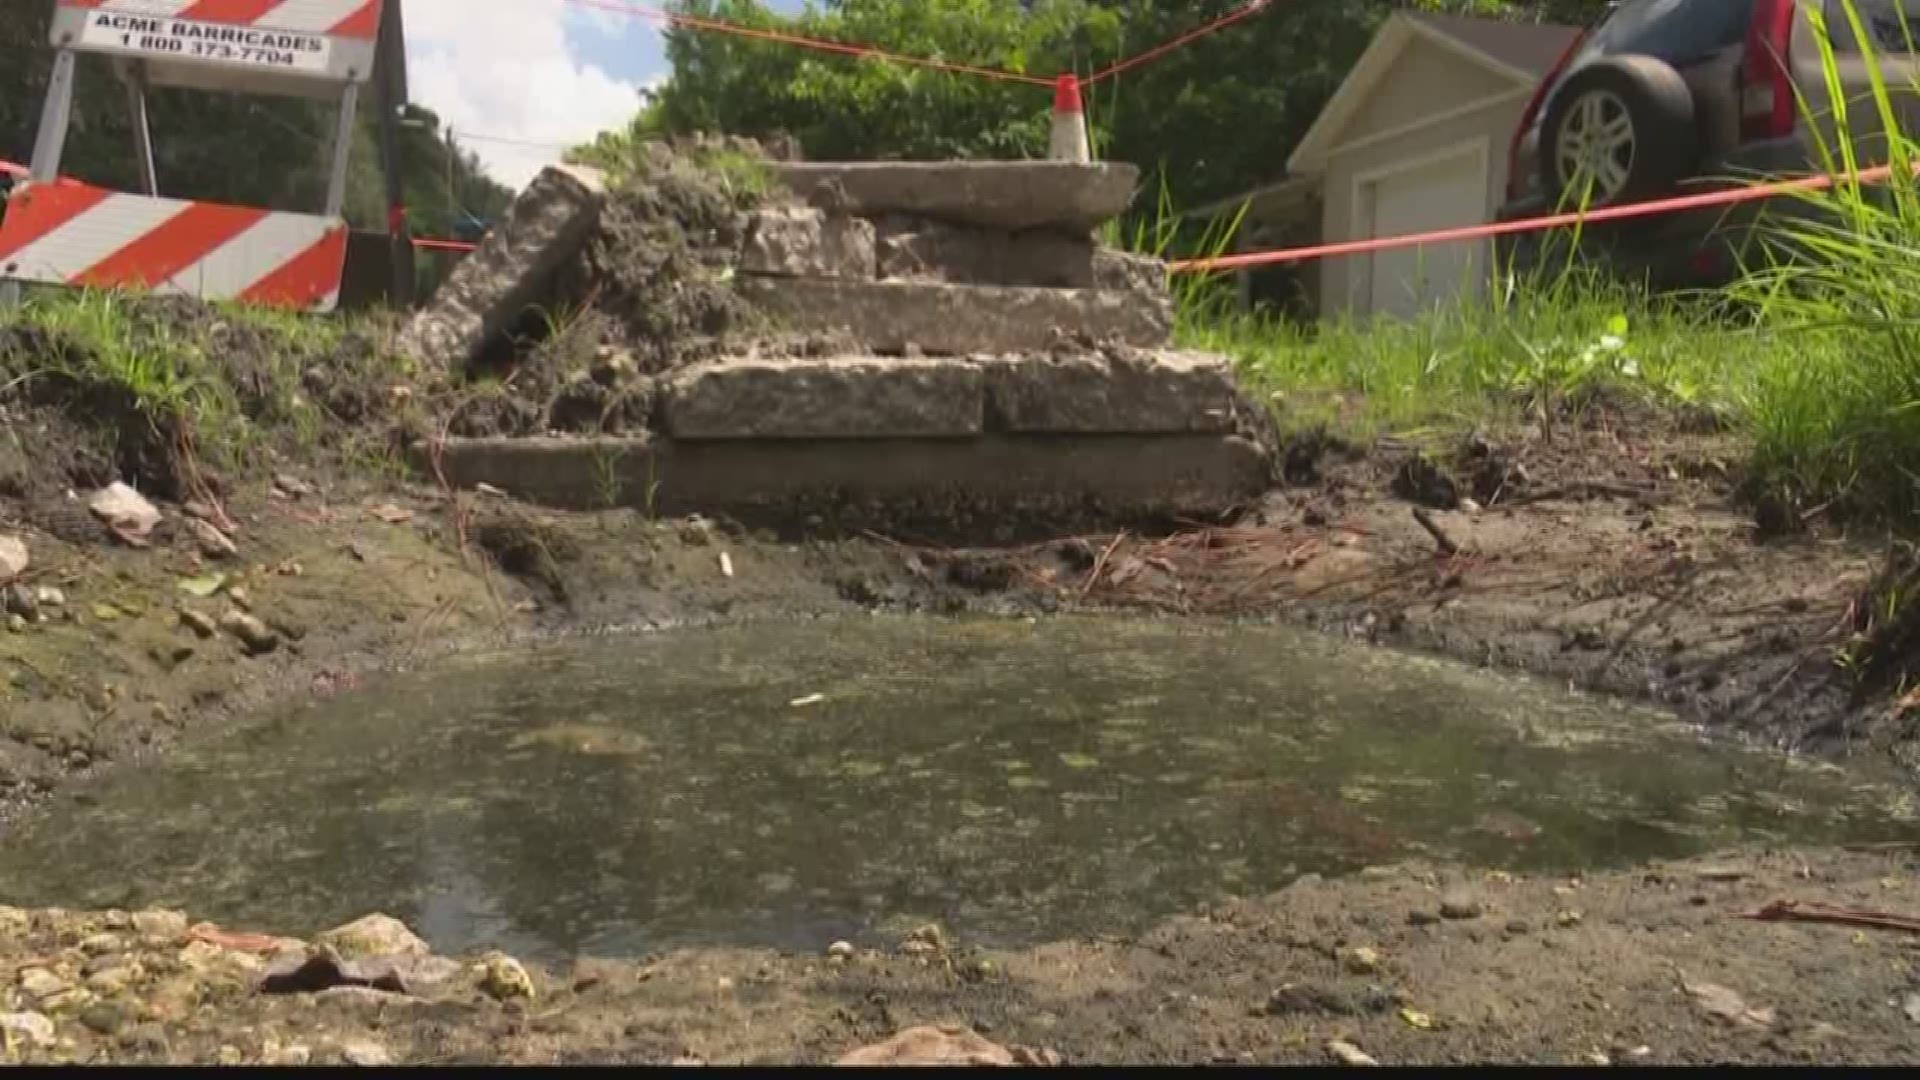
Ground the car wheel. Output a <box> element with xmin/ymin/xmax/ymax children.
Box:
<box><xmin>1538</xmin><ymin>56</ymin><xmax>1697</xmax><ymax>208</ymax></box>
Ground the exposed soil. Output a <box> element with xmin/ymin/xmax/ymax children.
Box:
<box><xmin>3</xmin><ymin>847</ymin><xmax>1916</xmax><ymax>1065</ymax></box>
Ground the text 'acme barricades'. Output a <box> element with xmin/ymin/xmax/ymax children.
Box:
<box><xmin>0</xmin><ymin>0</ymin><xmax>387</xmax><ymax>313</ymax></box>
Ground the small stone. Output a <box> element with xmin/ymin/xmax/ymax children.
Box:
<box><xmin>18</xmin><ymin>968</ymin><xmax>69</xmax><ymax>1002</ymax></box>
<box><xmin>1407</xmin><ymin>910</ymin><xmax>1440</xmax><ymax>927</ymax></box>
<box><xmin>339</xmin><ymin>1039</ymin><xmax>392</xmax><ymax>1067</ymax></box>
<box><xmin>178</xmin><ymin>608</ymin><xmax>216</xmax><ymax>638</ymax></box>
<box><xmin>84</xmin><ymin>965</ymin><xmax>135</xmax><ymax>996</ymax></box>
<box><xmin>1556</xmin><ymin>911</ymin><xmax>1584</xmax><ymax>928</ymax></box>
<box><xmin>273</xmin><ymin>474</ymin><xmax>315</xmax><ymax>498</ymax></box>
<box><xmin>0</xmin><ymin>1011</ymin><xmax>54</xmax><ymax>1049</ymax></box>
<box><xmin>1439</xmin><ymin>893</ymin><xmax>1484</xmax><ymax>920</ymax></box>
<box><xmin>186</xmin><ymin>519</ymin><xmax>238</xmax><ymax>560</ymax></box>
<box><xmin>226</xmin><ymin>586</ymin><xmax>251</xmax><ymax>610</ymax></box>
<box><xmin>1504</xmin><ymin>919</ymin><xmax>1531</xmax><ymax>935</ymax></box>
<box><xmin>117</xmin><ymin>1022</ymin><xmax>169</xmax><ymax>1055</ymax></box>
<box><xmin>130</xmin><ymin>909</ymin><xmax>189</xmax><ymax>941</ymax></box>
<box><xmin>0</xmin><ymin>535</ymin><xmax>27</xmax><ymax>580</ymax></box>
<box><xmin>1344</xmin><ymin>946</ymin><xmax>1382</xmax><ymax>975</ymax></box>
<box><xmin>826</xmin><ymin>941</ymin><xmax>856</xmax><ymax>960</ymax></box>
<box><xmin>478</xmin><ymin>953</ymin><xmax>535</xmax><ymax>1001</ymax></box>
<box><xmin>3</xmin><ymin>583</ymin><xmax>35</xmax><ymax>619</ymax></box>
<box><xmin>1583</xmin><ymin>1052</ymin><xmax>1611</xmax><ymax>1066</ymax></box>
<box><xmin>216</xmin><ymin>1045</ymin><xmax>246</xmax><ymax>1065</ymax></box>
<box><xmin>35</xmin><ymin>586</ymin><xmax>64</xmax><ymax>608</ymax></box>
<box><xmin>263</xmin><ymin>1044</ymin><xmax>312</xmax><ymax>1066</ymax></box>
<box><xmin>317</xmin><ymin>913</ymin><xmax>430</xmax><ymax>960</ymax></box>
<box><xmin>1327</xmin><ymin>1039</ymin><xmax>1379</xmax><ymax>1066</ymax></box>
<box><xmin>7</xmin><ymin>613</ymin><xmax>24</xmax><ymax>634</ymax></box>
<box><xmin>77</xmin><ymin>1001</ymin><xmax>130</xmax><ymax>1036</ymax></box>
<box><xmin>904</xmin><ymin>923</ymin><xmax>948</xmax><ymax>953</ymax></box>
<box><xmin>217</xmin><ymin>610</ymin><xmax>279</xmax><ymax>656</ymax></box>
<box><xmin>78</xmin><ymin>932</ymin><xmax>125</xmax><ymax>955</ymax></box>
<box><xmin>88</xmin><ymin>483</ymin><xmax>162</xmax><ymax>544</ymax></box>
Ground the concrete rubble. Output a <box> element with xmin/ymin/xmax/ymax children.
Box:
<box><xmin>396</xmin><ymin>164</ymin><xmax>608</xmax><ymax>371</ymax></box>
<box><xmin>406</xmin><ymin>151</ymin><xmax>1273</xmax><ymax>532</ymax></box>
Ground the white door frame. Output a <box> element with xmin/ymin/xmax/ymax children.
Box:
<box><xmin>1348</xmin><ymin>136</ymin><xmax>1493</xmax><ymax>316</ymax></box>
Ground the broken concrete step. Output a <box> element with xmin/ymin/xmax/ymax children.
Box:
<box><xmin>426</xmin><ymin>434</ymin><xmax>1271</xmax><ymax>540</ymax></box>
<box><xmin>738</xmin><ymin>208</ymin><xmax>876</xmax><ymax>279</ymax></box>
<box><xmin>737</xmin><ymin>278</ymin><xmax>1173</xmax><ymax>355</ymax></box>
<box><xmin>983</xmin><ymin>351</ymin><xmax>1244</xmax><ymax>435</ymax></box>
<box><xmin>396</xmin><ymin>164</ymin><xmax>607</xmax><ymax>369</ymax></box>
<box><xmin>770</xmin><ymin>161</ymin><xmax>1140</xmax><ymax>233</ymax></box>
<box><xmin>666</xmin><ymin>357</ymin><xmax>982</xmax><ymax>440</ymax></box>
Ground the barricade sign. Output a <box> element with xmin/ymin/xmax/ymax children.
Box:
<box><xmin>4</xmin><ymin>1</ymin><xmax>391</xmax><ymax>310</ymax></box>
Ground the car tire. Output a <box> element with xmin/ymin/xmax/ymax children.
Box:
<box><xmin>1537</xmin><ymin>56</ymin><xmax>1697</xmax><ymax>208</ymax></box>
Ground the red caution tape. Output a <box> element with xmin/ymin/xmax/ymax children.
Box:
<box><xmin>1086</xmin><ymin>0</ymin><xmax>1274</xmax><ymax>85</ymax></box>
<box><xmin>1168</xmin><ymin>164</ymin><xmax>1901</xmax><ymax>274</ymax></box>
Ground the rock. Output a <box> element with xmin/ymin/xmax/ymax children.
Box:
<box><xmin>339</xmin><ymin>1039</ymin><xmax>393</xmax><ymax>1067</ymax></box>
<box><xmin>263</xmin><ymin>1044</ymin><xmax>312</xmax><ymax>1066</ymax></box>
<box><xmin>1343</xmin><ymin>946</ymin><xmax>1382</xmax><ymax>975</ymax></box>
<box><xmin>771</xmin><ymin>160</ymin><xmax>1139</xmax><ymax>233</ymax></box>
<box><xmin>318</xmin><ymin>913</ymin><xmax>430</xmax><ymax>960</ymax></box>
<box><xmin>0</xmin><ymin>1011</ymin><xmax>54</xmax><ymax>1049</ymax></box>
<box><xmin>88</xmin><ymin>483</ymin><xmax>162</xmax><ymax>545</ymax></box>
<box><xmin>0</xmin><ymin>535</ymin><xmax>26</xmax><ymax>580</ymax></box>
<box><xmin>1504</xmin><ymin>919</ymin><xmax>1532</xmax><ymax>935</ymax></box>
<box><xmin>272</xmin><ymin>473</ymin><xmax>315</xmax><ymax>498</ymax></box>
<box><xmin>1905</xmin><ymin>991</ymin><xmax>1920</xmax><ymax>1024</ymax></box>
<box><xmin>903</xmin><ymin>923</ymin><xmax>948</xmax><ymax>953</ymax></box>
<box><xmin>117</xmin><ymin>1022</ymin><xmax>169</xmax><ymax>1055</ymax></box>
<box><xmin>3</xmin><ymin>583</ymin><xmax>35</xmax><ymax>619</ymax></box>
<box><xmin>1555</xmin><ymin>911</ymin><xmax>1583</xmax><ymax>928</ymax></box>
<box><xmin>397</xmin><ymin>164</ymin><xmax>608</xmax><ymax>370</ymax></box>
<box><xmin>1326</xmin><ymin>1039</ymin><xmax>1379</xmax><ymax>1067</ymax></box>
<box><xmin>665</xmin><ymin>357</ymin><xmax>983</xmax><ymax>440</ymax></box>
<box><xmin>77</xmin><ymin>932</ymin><xmax>125</xmax><ymax>955</ymax></box>
<box><xmin>1265</xmin><ymin>983</ymin><xmax>1390</xmax><ymax>1017</ymax></box>
<box><xmin>186</xmin><ymin>519</ymin><xmax>238</xmax><ymax>560</ymax></box>
<box><xmin>478</xmin><ymin>952</ymin><xmax>535</xmax><ymax>1000</ymax></box>
<box><xmin>35</xmin><ymin>586</ymin><xmax>64</xmax><ymax>608</ymax></box>
<box><xmin>1407</xmin><ymin>909</ymin><xmax>1441</xmax><ymax>927</ymax></box>
<box><xmin>734</xmin><ymin>278</ymin><xmax>1173</xmax><ymax>356</ymax></box>
<box><xmin>981</xmin><ymin>350</ymin><xmax>1243</xmax><ymax>434</ymax></box>
<box><xmin>77</xmin><ymin>1001</ymin><xmax>130</xmax><ymax>1036</ymax></box>
<box><xmin>1683</xmin><ymin>978</ymin><xmax>1776</xmax><ymax>1029</ymax></box>
<box><xmin>826</xmin><ymin>941</ymin><xmax>856</xmax><ymax>960</ymax></box>
<box><xmin>130</xmin><ymin>909</ymin><xmax>189</xmax><ymax>941</ymax></box>
<box><xmin>835</xmin><ymin>1024</ymin><xmax>1058</xmax><ymax>1067</ymax></box>
<box><xmin>1439</xmin><ymin>893</ymin><xmax>1485</xmax><ymax>920</ymax></box>
<box><xmin>260</xmin><ymin>946</ymin><xmax>461</xmax><ymax>996</ymax></box>
<box><xmin>217</xmin><ymin>610</ymin><xmax>279</xmax><ymax>656</ymax></box>
<box><xmin>6</xmin><ymin>613</ymin><xmax>24</xmax><ymax>633</ymax></box>
<box><xmin>739</xmin><ymin>207</ymin><xmax>876</xmax><ymax>279</ymax></box>
<box><xmin>178</xmin><ymin>608</ymin><xmax>217</xmax><ymax>639</ymax></box>
<box><xmin>17</xmin><ymin>967</ymin><xmax>69</xmax><ymax>1002</ymax></box>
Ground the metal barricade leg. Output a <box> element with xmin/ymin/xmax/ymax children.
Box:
<box><xmin>29</xmin><ymin>50</ymin><xmax>78</xmax><ymax>183</ymax></box>
<box><xmin>123</xmin><ymin>61</ymin><xmax>160</xmax><ymax>197</ymax></box>
<box><xmin>324</xmin><ymin>82</ymin><xmax>361</xmax><ymax>218</ymax></box>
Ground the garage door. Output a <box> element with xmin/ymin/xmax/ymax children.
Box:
<box><xmin>1363</xmin><ymin>146</ymin><xmax>1489</xmax><ymax>320</ymax></box>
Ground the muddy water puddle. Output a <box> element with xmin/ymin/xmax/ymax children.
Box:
<box><xmin>0</xmin><ymin>617</ymin><xmax>1913</xmax><ymax>960</ymax></box>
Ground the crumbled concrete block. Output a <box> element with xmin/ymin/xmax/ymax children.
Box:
<box><xmin>738</xmin><ymin>208</ymin><xmax>876</xmax><ymax>279</ymax></box>
<box><xmin>770</xmin><ymin>161</ymin><xmax>1138</xmax><ymax>232</ymax></box>
<box><xmin>665</xmin><ymin>357</ymin><xmax>982</xmax><ymax>439</ymax></box>
<box><xmin>736</xmin><ymin>278</ymin><xmax>1173</xmax><ymax>355</ymax></box>
<box><xmin>876</xmin><ymin>216</ymin><xmax>1096</xmax><ymax>289</ymax></box>
<box><xmin>982</xmin><ymin>350</ymin><xmax>1242</xmax><ymax>434</ymax></box>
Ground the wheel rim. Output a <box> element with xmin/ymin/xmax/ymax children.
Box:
<box><xmin>1555</xmin><ymin>89</ymin><xmax>1636</xmax><ymax>201</ymax></box>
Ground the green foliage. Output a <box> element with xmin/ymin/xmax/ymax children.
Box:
<box><xmin>635</xmin><ymin>0</ymin><xmax>1615</xmax><ymax>215</ymax></box>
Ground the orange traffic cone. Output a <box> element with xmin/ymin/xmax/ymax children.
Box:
<box><xmin>1049</xmin><ymin>74</ymin><xmax>1090</xmax><ymax>163</ymax></box>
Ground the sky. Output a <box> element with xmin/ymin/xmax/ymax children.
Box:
<box><xmin>404</xmin><ymin>0</ymin><xmax>809</xmax><ymax>189</ymax></box>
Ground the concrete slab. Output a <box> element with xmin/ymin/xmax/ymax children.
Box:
<box><xmin>665</xmin><ymin>357</ymin><xmax>983</xmax><ymax>440</ymax></box>
<box><xmin>876</xmin><ymin>216</ymin><xmax>1097</xmax><ymax>289</ymax></box>
<box><xmin>982</xmin><ymin>350</ymin><xmax>1243</xmax><ymax>434</ymax></box>
<box><xmin>770</xmin><ymin>161</ymin><xmax>1139</xmax><ymax>233</ymax></box>
<box><xmin>736</xmin><ymin>278</ymin><xmax>1173</xmax><ymax>355</ymax></box>
<box><xmin>426</xmin><ymin>433</ymin><xmax>1270</xmax><ymax>539</ymax></box>
<box><xmin>396</xmin><ymin>165</ymin><xmax>606</xmax><ymax>368</ymax></box>
<box><xmin>738</xmin><ymin>208</ymin><xmax>876</xmax><ymax>279</ymax></box>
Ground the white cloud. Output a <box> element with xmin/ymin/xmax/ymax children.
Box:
<box><xmin>404</xmin><ymin>0</ymin><xmax>646</xmax><ymax>189</ymax></box>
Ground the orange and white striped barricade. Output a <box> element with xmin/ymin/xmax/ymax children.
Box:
<box><xmin>4</xmin><ymin>0</ymin><xmax>387</xmax><ymax>312</ymax></box>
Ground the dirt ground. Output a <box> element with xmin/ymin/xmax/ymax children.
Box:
<box><xmin>2</xmin><ymin>847</ymin><xmax>1915</xmax><ymax>1065</ymax></box>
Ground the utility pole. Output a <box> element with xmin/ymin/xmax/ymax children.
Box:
<box><xmin>376</xmin><ymin>0</ymin><xmax>415</xmax><ymax>307</ymax></box>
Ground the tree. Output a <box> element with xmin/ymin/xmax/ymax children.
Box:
<box><xmin>633</xmin><ymin>0</ymin><xmax>1617</xmax><ymax>212</ymax></box>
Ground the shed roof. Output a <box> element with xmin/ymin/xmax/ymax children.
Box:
<box><xmin>1286</xmin><ymin>12</ymin><xmax>1583</xmax><ymax>174</ymax></box>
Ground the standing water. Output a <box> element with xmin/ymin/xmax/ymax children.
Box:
<box><xmin>0</xmin><ymin>616</ymin><xmax>1912</xmax><ymax>960</ymax></box>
